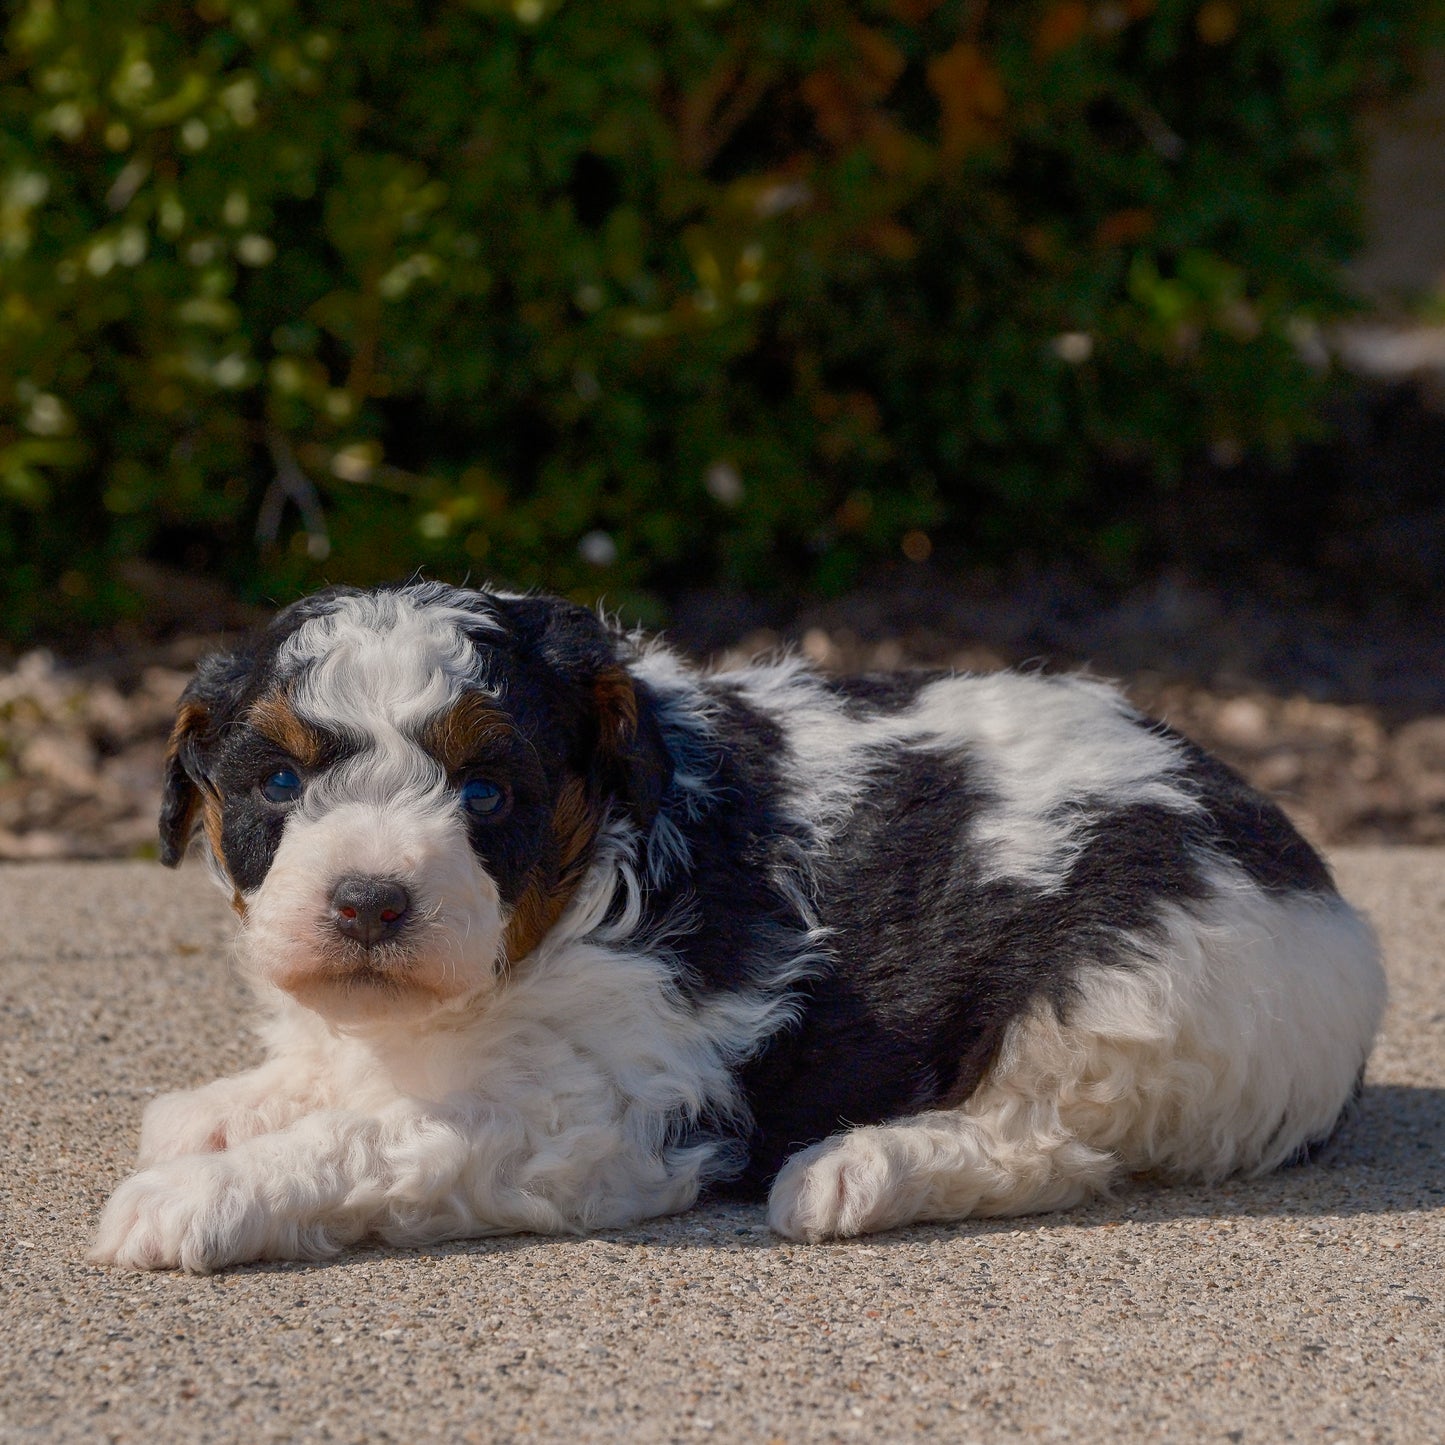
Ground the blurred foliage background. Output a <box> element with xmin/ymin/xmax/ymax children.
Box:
<box><xmin>1</xmin><ymin>0</ymin><xmax>1441</xmax><ymax>641</ymax></box>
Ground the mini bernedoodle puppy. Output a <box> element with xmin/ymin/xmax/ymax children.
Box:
<box><xmin>93</xmin><ymin>581</ymin><xmax>1384</xmax><ymax>1272</ymax></box>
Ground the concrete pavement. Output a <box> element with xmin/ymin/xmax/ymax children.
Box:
<box><xmin>2</xmin><ymin>852</ymin><xmax>1442</xmax><ymax>1443</ymax></box>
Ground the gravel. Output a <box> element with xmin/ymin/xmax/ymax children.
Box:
<box><xmin>5</xmin><ymin>574</ymin><xmax>1445</xmax><ymax>863</ymax></box>
<box><xmin>1</xmin><ymin>851</ymin><xmax>1442</xmax><ymax>1443</ymax></box>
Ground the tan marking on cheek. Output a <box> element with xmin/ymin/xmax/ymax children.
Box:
<box><xmin>501</xmin><ymin>886</ymin><xmax>558</xmax><ymax>972</ymax></box>
<box><xmin>200</xmin><ymin>796</ymin><xmax>224</xmax><ymax>860</ymax></box>
<box><xmin>247</xmin><ymin>693</ymin><xmax>327</xmax><ymax>769</ymax></box>
<box><xmin>423</xmin><ymin>691</ymin><xmax>516</xmax><ymax>772</ymax></box>
<box><xmin>195</xmin><ymin>790</ymin><xmax>246</xmax><ymax>912</ymax></box>
<box><xmin>501</xmin><ymin>778</ymin><xmax>599</xmax><ymax>965</ymax></box>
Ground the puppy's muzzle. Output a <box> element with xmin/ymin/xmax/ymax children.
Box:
<box><xmin>330</xmin><ymin>876</ymin><xmax>411</xmax><ymax>948</ymax></box>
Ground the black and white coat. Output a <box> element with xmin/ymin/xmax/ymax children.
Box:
<box><xmin>93</xmin><ymin>582</ymin><xmax>1384</xmax><ymax>1272</ymax></box>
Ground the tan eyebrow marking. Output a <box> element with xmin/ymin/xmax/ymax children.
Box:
<box><xmin>246</xmin><ymin>693</ymin><xmax>329</xmax><ymax>769</ymax></box>
<box><xmin>422</xmin><ymin>690</ymin><xmax>516</xmax><ymax>772</ymax></box>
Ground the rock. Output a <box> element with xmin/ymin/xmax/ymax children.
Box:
<box><xmin>1392</xmin><ymin>719</ymin><xmax>1445</xmax><ymax>807</ymax></box>
<box><xmin>1213</xmin><ymin>698</ymin><xmax>1272</xmax><ymax>749</ymax></box>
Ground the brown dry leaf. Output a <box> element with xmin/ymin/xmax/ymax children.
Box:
<box><xmin>801</xmin><ymin>68</ymin><xmax>860</xmax><ymax>147</ymax></box>
<box><xmin>1095</xmin><ymin>207</ymin><xmax>1156</xmax><ymax>247</ymax></box>
<box><xmin>889</xmin><ymin>0</ymin><xmax>944</xmax><ymax>23</ymax></box>
<box><xmin>1036</xmin><ymin>2</ymin><xmax>1091</xmax><ymax>59</ymax></box>
<box><xmin>1196</xmin><ymin>1</ymin><xmax>1240</xmax><ymax>45</ymax></box>
<box><xmin>927</xmin><ymin>44</ymin><xmax>1007</xmax><ymax>163</ymax></box>
<box><xmin>849</xmin><ymin>23</ymin><xmax>906</xmax><ymax>97</ymax></box>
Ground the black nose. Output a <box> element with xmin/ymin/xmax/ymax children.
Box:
<box><xmin>330</xmin><ymin>877</ymin><xmax>411</xmax><ymax>947</ymax></box>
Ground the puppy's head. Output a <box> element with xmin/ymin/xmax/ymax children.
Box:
<box><xmin>161</xmin><ymin>583</ymin><xmax>671</xmax><ymax>1025</ymax></box>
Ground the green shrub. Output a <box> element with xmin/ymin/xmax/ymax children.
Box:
<box><xmin>0</xmin><ymin>0</ymin><xmax>1438</xmax><ymax>637</ymax></box>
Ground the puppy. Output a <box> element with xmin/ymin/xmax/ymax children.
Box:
<box><xmin>92</xmin><ymin>582</ymin><xmax>1384</xmax><ymax>1272</ymax></box>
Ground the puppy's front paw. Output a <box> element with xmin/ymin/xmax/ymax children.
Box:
<box><xmin>137</xmin><ymin>1084</ymin><xmax>274</xmax><ymax>1166</ymax></box>
<box><xmin>137</xmin><ymin>1091</ymin><xmax>228</xmax><ymax>1166</ymax></box>
<box><xmin>91</xmin><ymin>1157</ymin><xmax>258</xmax><ymax>1273</ymax></box>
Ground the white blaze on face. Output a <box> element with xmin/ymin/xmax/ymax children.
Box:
<box><xmin>237</xmin><ymin>590</ymin><xmax>509</xmax><ymax>1024</ymax></box>
<box><xmin>279</xmin><ymin>587</ymin><xmax>502</xmax><ymax>735</ymax></box>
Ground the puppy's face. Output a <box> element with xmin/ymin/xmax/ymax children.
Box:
<box><xmin>160</xmin><ymin>585</ymin><xmax>668</xmax><ymax>1026</ymax></box>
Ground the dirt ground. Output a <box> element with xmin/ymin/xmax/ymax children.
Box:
<box><xmin>2</xmin><ymin>559</ymin><xmax>1443</xmax><ymax>862</ymax></box>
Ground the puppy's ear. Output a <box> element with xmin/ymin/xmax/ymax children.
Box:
<box><xmin>159</xmin><ymin>652</ymin><xmax>249</xmax><ymax>867</ymax></box>
<box><xmin>588</xmin><ymin>663</ymin><xmax>672</xmax><ymax>832</ymax></box>
<box><xmin>504</xmin><ymin>596</ymin><xmax>673</xmax><ymax>831</ymax></box>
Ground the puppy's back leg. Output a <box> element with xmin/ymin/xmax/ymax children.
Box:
<box><xmin>767</xmin><ymin>986</ymin><xmax>1155</xmax><ymax>1241</ymax></box>
<box><xmin>770</xmin><ymin>886</ymin><xmax>1383</xmax><ymax>1241</ymax></box>
<box><xmin>768</xmin><ymin>1102</ymin><xmax>1119</xmax><ymax>1242</ymax></box>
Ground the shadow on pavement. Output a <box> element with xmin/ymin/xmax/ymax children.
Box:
<box><xmin>212</xmin><ymin>1084</ymin><xmax>1445</xmax><ymax>1278</ymax></box>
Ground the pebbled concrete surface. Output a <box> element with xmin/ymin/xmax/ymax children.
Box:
<box><xmin>1</xmin><ymin>851</ymin><xmax>1442</xmax><ymax>1444</ymax></box>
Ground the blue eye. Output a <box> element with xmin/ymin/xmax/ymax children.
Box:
<box><xmin>460</xmin><ymin>779</ymin><xmax>507</xmax><ymax>818</ymax></box>
<box><xmin>261</xmin><ymin>769</ymin><xmax>303</xmax><ymax>805</ymax></box>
